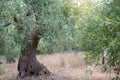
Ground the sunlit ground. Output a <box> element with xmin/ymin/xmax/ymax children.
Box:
<box><xmin>0</xmin><ymin>52</ymin><xmax>115</xmax><ymax>80</ymax></box>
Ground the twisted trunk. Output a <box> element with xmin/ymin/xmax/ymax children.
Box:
<box><xmin>17</xmin><ymin>30</ymin><xmax>50</xmax><ymax>80</ymax></box>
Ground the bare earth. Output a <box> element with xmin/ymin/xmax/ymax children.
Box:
<box><xmin>0</xmin><ymin>52</ymin><xmax>115</xmax><ymax>80</ymax></box>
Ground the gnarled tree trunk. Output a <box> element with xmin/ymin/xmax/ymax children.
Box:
<box><xmin>17</xmin><ymin>30</ymin><xmax>50</xmax><ymax>80</ymax></box>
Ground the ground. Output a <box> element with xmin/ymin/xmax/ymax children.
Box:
<box><xmin>0</xmin><ymin>52</ymin><xmax>115</xmax><ymax>80</ymax></box>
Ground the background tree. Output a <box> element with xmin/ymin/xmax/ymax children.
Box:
<box><xmin>75</xmin><ymin>0</ymin><xmax>120</xmax><ymax>79</ymax></box>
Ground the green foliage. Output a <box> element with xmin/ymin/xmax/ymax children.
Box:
<box><xmin>75</xmin><ymin>0</ymin><xmax>120</xmax><ymax>77</ymax></box>
<box><xmin>23</xmin><ymin>0</ymin><xmax>78</xmax><ymax>53</ymax></box>
<box><xmin>0</xmin><ymin>0</ymin><xmax>77</xmax><ymax>60</ymax></box>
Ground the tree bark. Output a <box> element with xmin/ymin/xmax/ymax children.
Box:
<box><xmin>17</xmin><ymin>29</ymin><xmax>50</xmax><ymax>80</ymax></box>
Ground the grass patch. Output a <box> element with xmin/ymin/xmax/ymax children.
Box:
<box><xmin>0</xmin><ymin>65</ymin><xmax>7</xmax><ymax>75</ymax></box>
